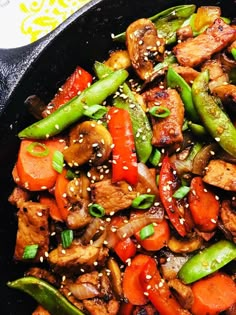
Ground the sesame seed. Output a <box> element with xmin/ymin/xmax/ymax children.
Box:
<box><xmin>37</xmin><ymin>212</ymin><xmax>43</xmax><ymax>217</ymax></box>
<box><xmin>215</xmin><ymin>137</ymin><xmax>220</xmax><ymax>142</ymax></box>
<box><xmin>144</xmin><ymin>291</ymin><xmax>149</xmax><ymax>296</ymax></box>
<box><xmin>40</xmin><ymin>256</ymin><xmax>44</xmax><ymax>263</ymax></box>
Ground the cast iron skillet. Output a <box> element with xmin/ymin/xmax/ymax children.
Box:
<box><xmin>0</xmin><ymin>0</ymin><xmax>235</xmax><ymax>314</ymax></box>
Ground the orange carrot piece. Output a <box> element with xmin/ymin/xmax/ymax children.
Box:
<box><xmin>122</xmin><ymin>254</ymin><xmax>150</xmax><ymax>305</ymax></box>
<box><xmin>54</xmin><ymin>169</ymin><xmax>70</xmax><ymax>221</ymax></box>
<box><xmin>188</xmin><ymin>176</ymin><xmax>220</xmax><ymax>232</ymax></box>
<box><xmin>40</xmin><ymin>194</ymin><xmax>63</xmax><ymax>222</ymax></box>
<box><xmin>16</xmin><ymin>139</ymin><xmax>65</xmax><ymax>191</ymax></box>
<box><xmin>191</xmin><ymin>272</ymin><xmax>236</xmax><ymax>315</ymax></box>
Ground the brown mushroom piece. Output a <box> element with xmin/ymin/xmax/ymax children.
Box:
<box><xmin>126</xmin><ymin>18</ymin><xmax>165</xmax><ymax>80</ymax></box>
<box><xmin>104</xmin><ymin>50</ymin><xmax>131</xmax><ymax>71</ymax></box>
<box><xmin>168</xmin><ymin>234</ymin><xmax>203</xmax><ymax>254</ymax></box>
<box><xmin>63</xmin><ymin>120</ymin><xmax>113</xmax><ymax>167</ymax></box>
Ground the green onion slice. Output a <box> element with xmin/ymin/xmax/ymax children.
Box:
<box><xmin>140</xmin><ymin>223</ymin><xmax>155</xmax><ymax>240</ymax></box>
<box><xmin>22</xmin><ymin>244</ymin><xmax>39</xmax><ymax>259</ymax></box>
<box><xmin>26</xmin><ymin>142</ymin><xmax>49</xmax><ymax>157</ymax></box>
<box><xmin>149</xmin><ymin>106</ymin><xmax>170</xmax><ymax>118</ymax></box>
<box><xmin>131</xmin><ymin>194</ymin><xmax>155</xmax><ymax>209</ymax></box>
<box><xmin>61</xmin><ymin>229</ymin><xmax>73</xmax><ymax>248</ymax></box>
<box><xmin>89</xmin><ymin>203</ymin><xmax>105</xmax><ymax>217</ymax></box>
<box><xmin>173</xmin><ymin>186</ymin><xmax>190</xmax><ymax>199</ymax></box>
<box><xmin>66</xmin><ymin>169</ymin><xmax>79</xmax><ymax>180</ymax></box>
<box><xmin>52</xmin><ymin>150</ymin><xmax>64</xmax><ymax>174</ymax></box>
<box><xmin>84</xmin><ymin>104</ymin><xmax>108</xmax><ymax>120</ymax></box>
<box><xmin>149</xmin><ymin>148</ymin><xmax>161</xmax><ymax>166</ymax></box>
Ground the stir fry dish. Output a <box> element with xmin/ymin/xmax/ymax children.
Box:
<box><xmin>7</xmin><ymin>4</ymin><xmax>236</xmax><ymax>315</ymax></box>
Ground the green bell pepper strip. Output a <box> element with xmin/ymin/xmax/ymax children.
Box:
<box><xmin>94</xmin><ymin>61</ymin><xmax>153</xmax><ymax>163</ymax></box>
<box><xmin>153</xmin><ymin>4</ymin><xmax>196</xmax><ymax>45</ymax></box>
<box><xmin>167</xmin><ymin>67</ymin><xmax>200</xmax><ymax>123</ymax></box>
<box><xmin>113</xmin><ymin>4</ymin><xmax>196</xmax><ymax>44</ymax></box>
<box><xmin>178</xmin><ymin>240</ymin><xmax>236</xmax><ymax>284</ymax></box>
<box><xmin>7</xmin><ymin>276</ymin><xmax>85</xmax><ymax>315</ymax></box>
<box><xmin>18</xmin><ymin>69</ymin><xmax>128</xmax><ymax>139</ymax></box>
<box><xmin>231</xmin><ymin>48</ymin><xmax>236</xmax><ymax>60</ymax></box>
<box><xmin>192</xmin><ymin>69</ymin><xmax>236</xmax><ymax>157</ymax></box>
<box><xmin>188</xmin><ymin>122</ymin><xmax>208</xmax><ymax>138</ymax></box>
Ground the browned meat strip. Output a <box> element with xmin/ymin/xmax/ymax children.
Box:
<box><xmin>212</xmin><ymin>84</ymin><xmax>236</xmax><ymax>105</ymax></box>
<box><xmin>25</xmin><ymin>267</ymin><xmax>58</xmax><ymax>286</ymax></box>
<box><xmin>32</xmin><ymin>305</ymin><xmax>51</xmax><ymax>315</ymax></box>
<box><xmin>14</xmin><ymin>201</ymin><xmax>49</xmax><ymax>262</ymax></box>
<box><xmin>91</xmin><ymin>179</ymin><xmax>137</xmax><ymax>215</ymax></box>
<box><xmin>220</xmin><ymin>200</ymin><xmax>236</xmax><ymax>242</ymax></box>
<box><xmin>176</xmin><ymin>25</ymin><xmax>193</xmax><ymax>42</ymax></box>
<box><xmin>143</xmin><ymin>87</ymin><xmax>184</xmax><ymax>147</ymax></box>
<box><xmin>202</xmin><ymin>59</ymin><xmax>229</xmax><ymax>91</ymax></box>
<box><xmin>174</xmin><ymin>18</ymin><xmax>236</xmax><ymax>68</ymax></box>
<box><xmin>126</xmin><ymin>18</ymin><xmax>165</xmax><ymax>80</ymax></box>
<box><xmin>168</xmin><ymin>278</ymin><xmax>194</xmax><ymax>310</ymax></box>
<box><xmin>8</xmin><ymin>186</ymin><xmax>31</xmax><ymax>208</ymax></box>
<box><xmin>83</xmin><ymin>298</ymin><xmax>119</xmax><ymax>315</ymax></box>
<box><xmin>48</xmin><ymin>241</ymin><xmax>109</xmax><ymax>275</ymax></box>
<box><xmin>171</xmin><ymin>64</ymin><xmax>199</xmax><ymax>84</ymax></box>
<box><xmin>203</xmin><ymin>159</ymin><xmax>236</xmax><ymax>191</ymax></box>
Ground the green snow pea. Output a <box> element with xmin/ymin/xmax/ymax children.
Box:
<box><xmin>167</xmin><ymin>67</ymin><xmax>200</xmax><ymax>123</ymax></box>
<box><xmin>113</xmin><ymin>4</ymin><xmax>196</xmax><ymax>44</ymax></box>
<box><xmin>7</xmin><ymin>276</ymin><xmax>85</xmax><ymax>315</ymax></box>
<box><xmin>94</xmin><ymin>61</ymin><xmax>153</xmax><ymax>163</ymax></box>
<box><xmin>192</xmin><ymin>69</ymin><xmax>236</xmax><ymax>157</ymax></box>
<box><xmin>178</xmin><ymin>240</ymin><xmax>236</xmax><ymax>284</ymax></box>
<box><xmin>18</xmin><ymin>69</ymin><xmax>128</xmax><ymax>139</ymax></box>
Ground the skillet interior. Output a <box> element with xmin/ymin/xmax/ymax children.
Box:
<box><xmin>0</xmin><ymin>0</ymin><xmax>234</xmax><ymax>313</ymax></box>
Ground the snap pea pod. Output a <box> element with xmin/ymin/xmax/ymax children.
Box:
<box><xmin>18</xmin><ymin>69</ymin><xmax>128</xmax><ymax>139</ymax></box>
<box><xmin>192</xmin><ymin>69</ymin><xmax>236</xmax><ymax>157</ymax></box>
<box><xmin>7</xmin><ymin>276</ymin><xmax>85</xmax><ymax>315</ymax></box>
<box><xmin>113</xmin><ymin>4</ymin><xmax>196</xmax><ymax>44</ymax></box>
<box><xmin>178</xmin><ymin>240</ymin><xmax>236</xmax><ymax>284</ymax></box>
<box><xmin>94</xmin><ymin>61</ymin><xmax>153</xmax><ymax>163</ymax></box>
<box><xmin>167</xmin><ymin>67</ymin><xmax>200</xmax><ymax>123</ymax></box>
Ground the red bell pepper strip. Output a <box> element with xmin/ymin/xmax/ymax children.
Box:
<box><xmin>108</xmin><ymin>107</ymin><xmax>138</xmax><ymax>186</ymax></box>
<box><xmin>43</xmin><ymin>66</ymin><xmax>93</xmax><ymax>117</ymax></box>
<box><xmin>159</xmin><ymin>155</ymin><xmax>187</xmax><ymax>237</ymax></box>
<box><xmin>139</xmin><ymin>256</ymin><xmax>186</xmax><ymax>315</ymax></box>
<box><xmin>114</xmin><ymin>237</ymin><xmax>137</xmax><ymax>262</ymax></box>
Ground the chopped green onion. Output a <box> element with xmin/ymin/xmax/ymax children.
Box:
<box><xmin>22</xmin><ymin>244</ymin><xmax>39</xmax><ymax>259</ymax></box>
<box><xmin>66</xmin><ymin>168</ymin><xmax>79</xmax><ymax>180</ymax></box>
<box><xmin>149</xmin><ymin>106</ymin><xmax>170</xmax><ymax>118</ymax></box>
<box><xmin>140</xmin><ymin>223</ymin><xmax>155</xmax><ymax>240</ymax></box>
<box><xmin>231</xmin><ymin>48</ymin><xmax>236</xmax><ymax>60</ymax></box>
<box><xmin>52</xmin><ymin>150</ymin><xmax>64</xmax><ymax>174</ymax></box>
<box><xmin>132</xmin><ymin>194</ymin><xmax>155</xmax><ymax>209</ymax></box>
<box><xmin>89</xmin><ymin>203</ymin><xmax>105</xmax><ymax>217</ymax></box>
<box><xmin>149</xmin><ymin>148</ymin><xmax>161</xmax><ymax>166</ymax></box>
<box><xmin>26</xmin><ymin>142</ymin><xmax>49</xmax><ymax>157</ymax></box>
<box><xmin>156</xmin><ymin>174</ymin><xmax>160</xmax><ymax>186</ymax></box>
<box><xmin>173</xmin><ymin>186</ymin><xmax>190</xmax><ymax>199</ymax></box>
<box><xmin>84</xmin><ymin>104</ymin><xmax>108</xmax><ymax>120</ymax></box>
<box><xmin>61</xmin><ymin>229</ymin><xmax>73</xmax><ymax>248</ymax></box>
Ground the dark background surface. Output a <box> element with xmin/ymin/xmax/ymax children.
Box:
<box><xmin>0</xmin><ymin>0</ymin><xmax>235</xmax><ymax>313</ymax></box>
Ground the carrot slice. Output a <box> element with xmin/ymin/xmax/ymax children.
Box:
<box><xmin>16</xmin><ymin>139</ymin><xmax>65</xmax><ymax>191</ymax></box>
<box><xmin>54</xmin><ymin>169</ymin><xmax>70</xmax><ymax>221</ymax></box>
<box><xmin>40</xmin><ymin>194</ymin><xmax>63</xmax><ymax>222</ymax></box>
<box><xmin>122</xmin><ymin>254</ymin><xmax>150</xmax><ymax>305</ymax></box>
<box><xmin>191</xmin><ymin>272</ymin><xmax>236</xmax><ymax>315</ymax></box>
<box><xmin>188</xmin><ymin>176</ymin><xmax>220</xmax><ymax>232</ymax></box>
<box><xmin>135</xmin><ymin>219</ymin><xmax>170</xmax><ymax>251</ymax></box>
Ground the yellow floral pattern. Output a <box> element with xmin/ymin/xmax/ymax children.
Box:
<box><xmin>19</xmin><ymin>0</ymin><xmax>90</xmax><ymax>43</ymax></box>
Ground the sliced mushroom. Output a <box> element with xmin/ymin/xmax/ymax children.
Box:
<box><xmin>168</xmin><ymin>235</ymin><xmax>203</xmax><ymax>253</ymax></box>
<box><xmin>104</xmin><ymin>50</ymin><xmax>131</xmax><ymax>71</ymax></box>
<box><xmin>63</xmin><ymin>120</ymin><xmax>113</xmax><ymax>167</ymax></box>
<box><xmin>126</xmin><ymin>18</ymin><xmax>165</xmax><ymax>80</ymax></box>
